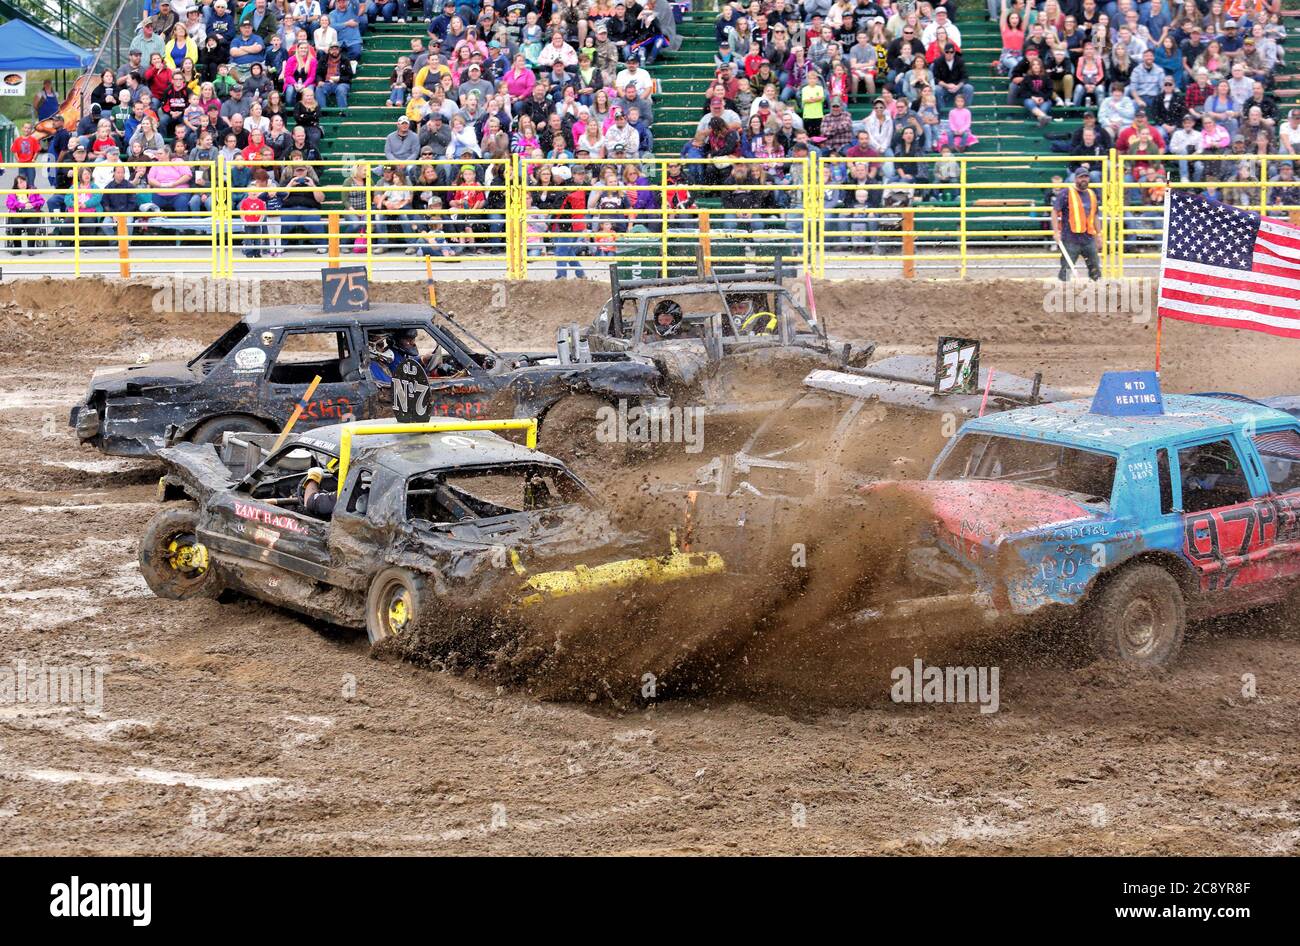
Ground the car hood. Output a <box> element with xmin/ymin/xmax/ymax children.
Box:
<box><xmin>408</xmin><ymin>506</ymin><xmax>651</xmax><ymax>574</ymax></box>
<box><xmin>877</xmin><ymin>479</ymin><xmax>1103</xmax><ymax>549</ymax></box>
<box><xmin>88</xmin><ymin>360</ymin><xmax>199</xmax><ymax>395</ymax></box>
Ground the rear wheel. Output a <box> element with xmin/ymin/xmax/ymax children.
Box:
<box><xmin>139</xmin><ymin>505</ymin><xmax>222</xmax><ymax>600</ymax></box>
<box><xmin>1084</xmin><ymin>563</ymin><xmax>1185</xmax><ymax>668</ymax></box>
<box><xmin>365</xmin><ymin>567</ymin><xmax>432</xmax><ymax>645</ymax></box>
<box><xmin>191</xmin><ymin>415</ymin><xmax>273</xmax><ymax>447</ymax></box>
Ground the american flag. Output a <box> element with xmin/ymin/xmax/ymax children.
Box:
<box><xmin>1159</xmin><ymin>190</ymin><xmax>1300</xmax><ymax>339</ymax></box>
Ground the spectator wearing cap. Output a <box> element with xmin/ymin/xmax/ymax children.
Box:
<box><xmin>590</xmin><ymin>23</ymin><xmax>620</xmax><ymax>73</ymax></box>
<box><xmin>862</xmin><ymin>97</ymin><xmax>894</xmax><ymax>155</ymax></box>
<box><xmin>1149</xmin><ymin>75</ymin><xmax>1188</xmax><ymax>139</ymax></box>
<box><xmin>921</xmin><ymin>8</ymin><xmax>961</xmax><ymax>48</ymax></box>
<box><xmin>1169</xmin><ymin>113</ymin><xmax>1206</xmax><ymax>183</ymax></box>
<box><xmin>151</xmin><ymin>2</ymin><xmax>178</xmax><ymax>40</ymax></box>
<box><xmin>207</xmin><ymin>0</ymin><xmax>236</xmax><ymax>45</ymax></box>
<box><xmin>696</xmin><ymin>96</ymin><xmax>741</xmax><ymax>134</ymax></box>
<box><xmin>820</xmin><ymin>99</ymin><xmax>854</xmax><ymax>152</ymax></box>
<box><xmin>933</xmin><ymin>43</ymin><xmax>973</xmax><ymax>114</ymax></box>
<box><xmin>385</xmin><ymin>115</ymin><xmax>420</xmax><ymax>162</ymax></box>
<box><xmin>229</xmin><ymin>20</ymin><xmax>266</xmax><ymax>81</ymax></box>
<box><xmin>1219</xmin><ymin>19</ymin><xmax>1243</xmax><ymax>55</ymax></box>
<box><xmin>459</xmin><ymin>62</ymin><xmax>495</xmax><ymax>105</ymax></box>
<box><xmin>615</xmin><ymin>57</ymin><xmax>655</xmax><ymax>99</ymax></box>
<box><xmin>318</xmin><ymin>42</ymin><xmax>353</xmax><ymax>112</ymax></box>
<box><xmin>1269</xmin><ymin>161</ymin><xmax>1300</xmax><ymax>216</ymax></box>
<box><xmin>603</xmin><ymin>107</ymin><xmax>641</xmax><ymax>156</ymax></box>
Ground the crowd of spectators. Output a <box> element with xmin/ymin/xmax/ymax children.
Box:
<box><xmin>677</xmin><ymin>0</ymin><xmax>971</xmax><ymax>230</ymax></box>
<box><xmin>6</xmin><ymin>0</ymin><xmax>1298</xmax><ymax>259</ymax></box>
<box><xmin>1010</xmin><ymin>0</ymin><xmax>1296</xmax><ymax>224</ymax></box>
<box><xmin>5</xmin><ymin>0</ymin><xmax>681</xmax><ymax>256</ymax></box>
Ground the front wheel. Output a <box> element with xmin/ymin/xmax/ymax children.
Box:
<box><xmin>139</xmin><ymin>505</ymin><xmax>222</xmax><ymax>600</ymax></box>
<box><xmin>365</xmin><ymin>567</ymin><xmax>431</xmax><ymax>645</ymax></box>
<box><xmin>191</xmin><ymin>415</ymin><xmax>273</xmax><ymax>447</ymax></box>
<box><xmin>1083</xmin><ymin>563</ymin><xmax>1185</xmax><ymax>668</ymax></box>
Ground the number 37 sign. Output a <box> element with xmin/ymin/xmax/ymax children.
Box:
<box><xmin>935</xmin><ymin>337</ymin><xmax>980</xmax><ymax>396</ymax></box>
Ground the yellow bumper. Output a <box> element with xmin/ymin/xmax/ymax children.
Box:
<box><xmin>519</xmin><ymin>549</ymin><xmax>726</xmax><ymax>608</ymax></box>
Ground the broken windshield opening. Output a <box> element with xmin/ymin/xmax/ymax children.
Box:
<box><xmin>935</xmin><ymin>433</ymin><xmax>1117</xmax><ymax>507</ymax></box>
<box><xmin>406</xmin><ymin>464</ymin><xmax>590</xmax><ymax>523</ymax></box>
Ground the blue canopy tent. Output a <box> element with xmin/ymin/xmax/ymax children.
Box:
<box><xmin>0</xmin><ymin>19</ymin><xmax>95</xmax><ymax>71</ymax></box>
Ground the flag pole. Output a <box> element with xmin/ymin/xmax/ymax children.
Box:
<box><xmin>1155</xmin><ymin>313</ymin><xmax>1163</xmax><ymax>374</ymax></box>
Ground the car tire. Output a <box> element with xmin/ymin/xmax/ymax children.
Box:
<box><xmin>1083</xmin><ymin>563</ymin><xmax>1185</xmax><ymax>668</ymax></box>
<box><xmin>365</xmin><ymin>567</ymin><xmax>431</xmax><ymax>646</ymax></box>
<box><xmin>191</xmin><ymin>415</ymin><xmax>273</xmax><ymax>447</ymax></box>
<box><xmin>139</xmin><ymin>504</ymin><xmax>222</xmax><ymax>601</ymax></box>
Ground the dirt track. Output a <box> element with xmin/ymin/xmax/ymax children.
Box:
<box><xmin>2</xmin><ymin>276</ymin><xmax>1299</xmax><ymax>855</ymax></box>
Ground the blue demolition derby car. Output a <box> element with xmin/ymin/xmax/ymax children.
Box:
<box><xmin>875</xmin><ymin>371</ymin><xmax>1300</xmax><ymax>667</ymax></box>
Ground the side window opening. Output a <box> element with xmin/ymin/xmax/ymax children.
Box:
<box><xmin>1252</xmin><ymin>429</ymin><xmax>1300</xmax><ymax>494</ymax></box>
<box><xmin>1177</xmin><ymin>439</ymin><xmax>1252</xmax><ymax>513</ymax></box>
<box><xmin>364</xmin><ymin>326</ymin><xmax>466</xmax><ymax>386</ymax></box>
<box><xmin>346</xmin><ymin>470</ymin><xmax>373</xmax><ymax>516</ymax></box>
<box><xmin>1157</xmin><ymin>448</ymin><xmax>1174</xmax><ymax>515</ymax></box>
<box><xmin>269</xmin><ymin>331</ymin><xmax>351</xmax><ymax>384</ymax></box>
<box><xmin>247</xmin><ymin>445</ymin><xmax>338</xmax><ymax>502</ymax></box>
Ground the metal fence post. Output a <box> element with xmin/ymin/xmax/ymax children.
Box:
<box><xmin>959</xmin><ymin>158</ymin><xmax>968</xmax><ymax>279</ymax></box>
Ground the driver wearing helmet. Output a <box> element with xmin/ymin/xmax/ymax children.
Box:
<box><xmin>367</xmin><ymin>331</ymin><xmax>397</xmax><ymax>385</ymax></box>
<box><xmin>650</xmin><ymin>299</ymin><xmax>684</xmax><ymax>338</ymax></box>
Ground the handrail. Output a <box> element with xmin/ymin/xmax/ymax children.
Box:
<box><xmin>0</xmin><ymin>0</ymin><xmax>111</xmax><ymax>49</ymax></box>
<box><xmin>78</xmin><ymin>0</ymin><xmax>141</xmax><ymax>114</ymax></box>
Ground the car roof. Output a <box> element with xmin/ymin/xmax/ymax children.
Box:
<box><xmin>243</xmin><ymin>303</ymin><xmax>436</xmax><ymax>328</ymax></box>
<box><xmin>961</xmin><ymin>394</ymin><xmax>1297</xmax><ymax>452</ymax></box>
<box><xmin>623</xmin><ymin>282</ymin><xmax>788</xmax><ymax>300</ymax></box>
<box><xmin>288</xmin><ymin>419</ymin><xmax>562</xmax><ymax>475</ymax></box>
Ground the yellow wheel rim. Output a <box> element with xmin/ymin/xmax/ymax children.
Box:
<box><xmin>166</xmin><ymin>537</ymin><xmax>209</xmax><ymax>576</ymax></box>
<box><xmin>387</xmin><ymin>592</ymin><xmax>411</xmax><ymax>632</ymax></box>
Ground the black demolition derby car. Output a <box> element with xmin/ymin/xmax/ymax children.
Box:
<box><xmin>71</xmin><ymin>302</ymin><xmax>665</xmax><ymax>458</ymax></box>
<box><xmin>141</xmin><ymin>416</ymin><xmax>724</xmax><ymax>645</ymax></box>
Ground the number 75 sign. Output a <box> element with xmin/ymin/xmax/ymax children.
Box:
<box><xmin>935</xmin><ymin>337</ymin><xmax>980</xmax><ymax>396</ymax></box>
<box><xmin>321</xmin><ymin>266</ymin><xmax>371</xmax><ymax>312</ymax></box>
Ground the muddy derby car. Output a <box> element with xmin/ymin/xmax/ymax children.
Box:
<box><xmin>71</xmin><ymin>303</ymin><xmax>665</xmax><ymax>458</ymax></box>
<box><xmin>693</xmin><ymin>350</ymin><xmax>1069</xmax><ymax>497</ymax></box>
<box><xmin>687</xmin><ymin>373</ymin><xmax>1300</xmax><ymax>668</ymax></box>
<box><xmin>586</xmin><ymin>263</ymin><xmax>875</xmax><ymax>406</ymax></box>
<box><xmin>140</xmin><ymin>418</ymin><xmax>724</xmax><ymax>646</ymax></box>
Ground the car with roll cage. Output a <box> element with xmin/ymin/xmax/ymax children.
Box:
<box><xmin>684</xmin><ymin>374</ymin><xmax>1300</xmax><ymax>668</ymax></box>
<box><xmin>140</xmin><ymin>417</ymin><xmax>724</xmax><ymax>646</ymax></box>
<box><xmin>70</xmin><ymin>303</ymin><xmax>666</xmax><ymax>458</ymax></box>
<box><xmin>585</xmin><ymin>263</ymin><xmax>875</xmax><ymax>402</ymax></box>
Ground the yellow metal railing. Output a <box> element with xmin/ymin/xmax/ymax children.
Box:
<box><xmin>3</xmin><ymin>154</ymin><xmax>1294</xmax><ymax>278</ymax></box>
